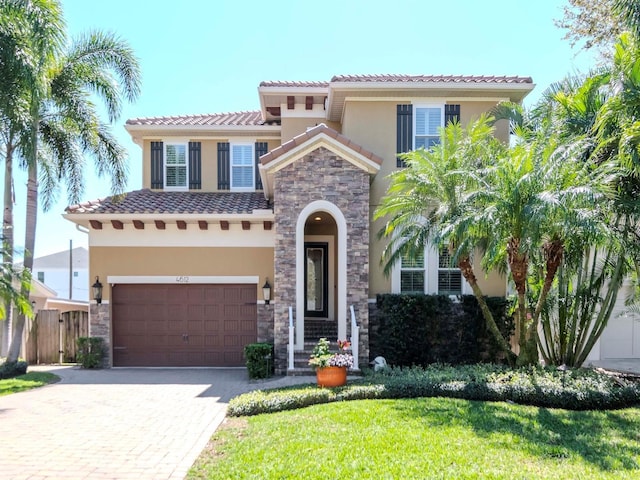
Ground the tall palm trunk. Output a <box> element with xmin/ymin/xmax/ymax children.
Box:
<box><xmin>532</xmin><ymin>239</ymin><xmax>564</xmax><ymax>324</ymax></box>
<box><xmin>1</xmin><ymin>137</ymin><xmax>15</xmax><ymax>357</ymax></box>
<box><xmin>507</xmin><ymin>237</ymin><xmax>537</xmax><ymax>365</ymax></box>
<box><xmin>6</xmin><ymin>115</ymin><xmax>38</xmax><ymax>363</ymax></box>
<box><xmin>458</xmin><ymin>255</ymin><xmax>516</xmax><ymax>364</ymax></box>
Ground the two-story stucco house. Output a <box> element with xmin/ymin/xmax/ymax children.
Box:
<box><xmin>64</xmin><ymin>74</ymin><xmax>539</xmax><ymax>371</ymax></box>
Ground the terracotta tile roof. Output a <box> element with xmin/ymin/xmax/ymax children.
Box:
<box><xmin>65</xmin><ymin>190</ymin><xmax>270</xmax><ymax>215</ymax></box>
<box><xmin>126</xmin><ymin>110</ymin><xmax>266</xmax><ymax>126</ymax></box>
<box><xmin>259</xmin><ymin>80</ymin><xmax>330</xmax><ymax>88</ymax></box>
<box><xmin>330</xmin><ymin>74</ymin><xmax>533</xmax><ymax>84</ymax></box>
<box><xmin>260</xmin><ymin>124</ymin><xmax>382</xmax><ymax>167</ymax></box>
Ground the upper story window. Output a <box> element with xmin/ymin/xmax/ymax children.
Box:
<box><xmin>164</xmin><ymin>143</ymin><xmax>188</xmax><ymax>189</ymax></box>
<box><xmin>414</xmin><ymin>105</ymin><xmax>444</xmax><ymax>150</ymax></box>
<box><xmin>230</xmin><ymin>144</ymin><xmax>254</xmax><ymax>191</ymax></box>
<box><xmin>37</xmin><ymin>271</ymin><xmax>45</xmax><ymax>282</ymax></box>
<box><xmin>397</xmin><ymin>104</ymin><xmax>459</xmax><ymax>167</ymax></box>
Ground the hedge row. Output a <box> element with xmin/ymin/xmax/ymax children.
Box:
<box><xmin>227</xmin><ymin>364</ymin><xmax>640</xmax><ymax>416</ymax></box>
<box><xmin>372</xmin><ymin>294</ymin><xmax>514</xmax><ymax>366</ymax></box>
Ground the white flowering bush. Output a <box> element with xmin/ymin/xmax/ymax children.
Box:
<box><xmin>309</xmin><ymin>338</ymin><xmax>354</xmax><ymax>369</ymax></box>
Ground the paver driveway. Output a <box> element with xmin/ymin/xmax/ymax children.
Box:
<box><xmin>0</xmin><ymin>366</ymin><xmax>312</xmax><ymax>479</ymax></box>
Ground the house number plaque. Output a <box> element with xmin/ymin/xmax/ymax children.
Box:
<box><xmin>176</xmin><ymin>276</ymin><xmax>190</xmax><ymax>283</ymax></box>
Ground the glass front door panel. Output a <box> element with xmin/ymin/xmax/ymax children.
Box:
<box><xmin>304</xmin><ymin>243</ymin><xmax>328</xmax><ymax>317</ymax></box>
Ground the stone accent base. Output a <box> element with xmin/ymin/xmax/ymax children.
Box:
<box><xmin>89</xmin><ymin>303</ymin><xmax>111</xmax><ymax>367</ymax></box>
<box><xmin>257</xmin><ymin>303</ymin><xmax>274</xmax><ymax>343</ymax></box>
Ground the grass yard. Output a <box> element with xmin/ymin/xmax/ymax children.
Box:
<box><xmin>0</xmin><ymin>372</ymin><xmax>59</xmax><ymax>396</ymax></box>
<box><xmin>189</xmin><ymin>397</ymin><xmax>640</xmax><ymax>479</ymax></box>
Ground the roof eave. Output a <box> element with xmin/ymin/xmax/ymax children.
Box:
<box><xmin>124</xmin><ymin>124</ymin><xmax>281</xmax><ymax>133</ymax></box>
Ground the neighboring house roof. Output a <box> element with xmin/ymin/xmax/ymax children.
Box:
<box><xmin>65</xmin><ymin>189</ymin><xmax>270</xmax><ymax>215</ymax></box>
<box><xmin>17</xmin><ymin>246</ymin><xmax>88</xmax><ymax>270</ymax></box>
<box><xmin>126</xmin><ymin>110</ymin><xmax>265</xmax><ymax>126</ymax></box>
<box><xmin>260</xmin><ymin>123</ymin><xmax>383</xmax><ymax>167</ymax></box>
<box><xmin>329</xmin><ymin>74</ymin><xmax>533</xmax><ymax>84</ymax></box>
<box><xmin>30</xmin><ymin>277</ymin><xmax>58</xmax><ymax>298</ymax></box>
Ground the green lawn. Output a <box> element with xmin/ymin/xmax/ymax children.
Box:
<box><xmin>0</xmin><ymin>372</ymin><xmax>59</xmax><ymax>396</ymax></box>
<box><xmin>189</xmin><ymin>398</ymin><xmax>640</xmax><ymax>479</ymax></box>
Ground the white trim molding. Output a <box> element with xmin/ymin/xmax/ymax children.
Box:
<box><xmin>295</xmin><ymin>200</ymin><xmax>348</xmax><ymax>350</ymax></box>
<box><xmin>107</xmin><ymin>275</ymin><xmax>259</xmax><ymax>285</ymax></box>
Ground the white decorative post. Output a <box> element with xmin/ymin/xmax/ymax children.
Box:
<box><xmin>288</xmin><ymin>306</ymin><xmax>295</xmax><ymax>370</ymax></box>
<box><xmin>350</xmin><ymin>305</ymin><xmax>359</xmax><ymax>371</ymax></box>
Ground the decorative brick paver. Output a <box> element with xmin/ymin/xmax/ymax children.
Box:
<box><xmin>0</xmin><ymin>366</ymin><xmax>312</xmax><ymax>479</ymax></box>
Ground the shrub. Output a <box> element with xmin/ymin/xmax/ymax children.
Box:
<box><xmin>227</xmin><ymin>364</ymin><xmax>640</xmax><ymax>416</ymax></box>
<box><xmin>0</xmin><ymin>360</ymin><xmax>28</xmax><ymax>379</ymax></box>
<box><xmin>244</xmin><ymin>343</ymin><xmax>274</xmax><ymax>379</ymax></box>
<box><xmin>76</xmin><ymin>337</ymin><xmax>105</xmax><ymax>369</ymax></box>
<box><xmin>373</xmin><ymin>294</ymin><xmax>514</xmax><ymax>365</ymax></box>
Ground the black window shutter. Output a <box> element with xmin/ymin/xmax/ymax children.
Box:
<box><xmin>255</xmin><ymin>142</ymin><xmax>268</xmax><ymax>190</ymax></box>
<box><xmin>150</xmin><ymin>141</ymin><xmax>163</xmax><ymax>189</ymax></box>
<box><xmin>396</xmin><ymin>104</ymin><xmax>413</xmax><ymax>167</ymax></box>
<box><xmin>217</xmin><ymin>142</ymin><xmax>230</xmax><ymax>190</ymax></box>
<box><xmin>188</xmin><ymin>141</ymin><xmax>201</xmax><ymax>190</ymax></box>
<box><xmin>445</xmin><ymin>104</ymin><xmax>461</xmax><ymax>126</ymax></box>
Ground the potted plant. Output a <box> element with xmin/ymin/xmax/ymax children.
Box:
<box><xmin>309</xmin><ymin>338</ymin><xmax>354</xmax><ymax>387</ymax></box>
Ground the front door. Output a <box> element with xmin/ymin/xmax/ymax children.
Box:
<box><xmin>304</xmin><ymin>242</ymin><xmax>328</xmax><ymax>317</ymax></box>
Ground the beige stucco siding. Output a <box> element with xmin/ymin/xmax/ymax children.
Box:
<box><xmin>90</xmin><ymin>246</ymin><xmax>274</xmax><ymax>301</ymax></box>
<box><xmin>341</xmin><ymin>100</ymin><xmax>508</xmax><ymax>298</ymax></box>
<box><xmin>141</xmin><ymin>139</ymin><xmax>279</xmax><ymax>192</ymax></box>
<box><xmin>281</xmin><ymin>118</ymin><xmax>341</xmax><ymax>143</ymax></box>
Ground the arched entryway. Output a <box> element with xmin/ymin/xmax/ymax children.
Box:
<box><xmin>295</xmin><ymin>200</ymin><xmax>347</xmax><ymax>349</ymax></box>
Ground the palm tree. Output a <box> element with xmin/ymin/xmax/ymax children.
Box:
<box><xmin>1</xmin><ymin>1</ymin><xmax>141</xmax><ymax>363</ymax></box>
<box><xmin>375</xmin><ymin>115</ymin><xmax>516</xmax><ymax>362</ymax></box>
<box><xmin>0</xmin><ymin>0</ymin><xmax>64</xmax><ymax>355</ymax></box>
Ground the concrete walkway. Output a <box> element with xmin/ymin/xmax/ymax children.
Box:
<box><xmin>588</xmin><ymin>358</ymin><xmax>640</xmax><ymax>375</ymax></box>
<box><xmin>0</xmin><ymin>366</ymin><xmax>314</xmax><ymax>480</ymax></box>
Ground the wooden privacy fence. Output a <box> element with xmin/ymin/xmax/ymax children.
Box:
<box><xmin>22</xmin><ymin>310</ymin><xmax>89</xmax><ymax>364</ymax></box>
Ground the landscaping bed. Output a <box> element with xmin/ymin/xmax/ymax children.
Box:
<box><xmin>228</xmin><ymin>364</ymin><xmax>640</xmax><ymax>416</ymax></box>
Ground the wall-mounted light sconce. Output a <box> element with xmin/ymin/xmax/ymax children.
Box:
<box><xmin>262</xmin><ymin>279</ymin><xmax>272</xmax><ymax>305</ymax></box>
<box><xmin>92</xmin><ymin>276</ymin><xmax>103</xmax><ymax>304</ymax></box>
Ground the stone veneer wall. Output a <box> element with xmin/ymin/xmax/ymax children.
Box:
<box><xmin>257</xmin><ymin>303</ymin><xmax>274</xmax><ymax>344</ymax></box>
<box><xmin>89</xmin><ymin>303</ymin><xmax>111</xmax><ymax>367</ymax></box>
<box><xmin>273</xmin><ymin>147</ymin><xmax>370</xmax><ymax>372</ymax></box>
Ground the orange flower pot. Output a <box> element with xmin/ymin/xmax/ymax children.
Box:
<box><xmin>316</xmin><ymin>366</ymin><xmax>347</xmax><ymax>387</ymax></box>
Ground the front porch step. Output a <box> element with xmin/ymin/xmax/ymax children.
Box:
<box><xmin>303</xmin><ymin>319</ymin><xmax>338</xmax><ymax>342</ymax></box>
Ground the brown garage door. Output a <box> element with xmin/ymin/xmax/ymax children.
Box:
<box><xmin>112</xmin><ymin>284</ymin><xmax>257</xmax><ymax>367</ymax></box>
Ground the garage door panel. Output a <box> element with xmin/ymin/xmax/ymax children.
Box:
<box><xmin>112</xmin><ymin>283</ymin><xmax>257</xmax><ymax>367</ymax></box>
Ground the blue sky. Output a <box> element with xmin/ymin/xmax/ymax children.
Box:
<box><xmin>11</xmin><ymin>0</ymin><xmax>597</xmax><ymax>258</ymax></box>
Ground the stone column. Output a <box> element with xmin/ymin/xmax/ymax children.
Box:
<box><xmin>89</xmin><ymin>303</ymin><xmax>110</xmax><ymax>367</ymax></box>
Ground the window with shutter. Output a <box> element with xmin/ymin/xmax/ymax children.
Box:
<box><xmin>445</xmin><ymin>104</ymin><xmax>461</xmax><ymax>126</ymax></box>
<box><xmin>255</xmin><ymin>142</ymin><xmax>268</xmax><ymax>190</ymax></box>
<box><xmin>414</xmin><ymin>105</ymin><xmax>444</xmax><ymax>150</ymax></box>
<box><xmin>150</xmin><ymin>141</ymin><xmax>164</xmax><ymax>189</ymax></box>
<box><xmin>396</xmin><ymin>104</ymin><xmax>413</xmax><ymax>167</ymax></box>
<box><xmin>231</xmin><ymin>144</ymin><xmax>254</xmax><ymax>191</ymax></box>
<box><xmin>188</xmin><ymin>141</ymin><xmax>201</xmax><ymax>190</ymax></box>
<box><xmin>217</xmin><ymin>142</ymin><xmax>230</xmax><ymax>190</ymax></box>
<box><xmin>164</xmin><ymin>143</ymin><xmax>188</xmax><ymax>189</ymax></box>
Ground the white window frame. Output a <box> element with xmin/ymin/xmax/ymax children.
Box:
<box><xmin>391</xmin><ymin>244</ymin><xmax>469</xmax><ymax>297</ymax></box>
<box><xmin>163</xmin><ymin>142</ymin><xmax>189</xmax><ymax>191</ymax></box>
<box><xmin>413</xmin><ymin>104</ymin><xmax>444</xmax><ymax>151</ymax></box>
<box><xmin>230</xmin><ymin>143</ymin><xmax>255</xmax><ymax>192</ymax></box>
